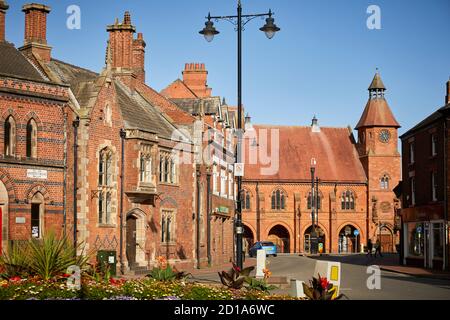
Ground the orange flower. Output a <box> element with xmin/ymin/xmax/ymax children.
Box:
<box><xmin>262</xmin><ymin>268</ymin><xmax>272</xmax><ymax>279</ymax></box>
<box><xmin>156</xmin><ymin>256</ymin><xmax>168</xmax><ymax>269</ymax></box>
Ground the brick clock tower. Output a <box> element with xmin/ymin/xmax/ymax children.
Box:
<box><xmin>356</xmin><ymin>72</ymin><xmax>401</xmax><ymax>251</ymax></box>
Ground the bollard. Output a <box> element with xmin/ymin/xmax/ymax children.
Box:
<box><xmin>290</xmin><ymin>279</ymin><xmax>306</xmax><ymax>298</ymax></box>
<box><xmin>255</xmin><ymin>249</ymin><xmax>266</xmax><ymax>278</ymax></box>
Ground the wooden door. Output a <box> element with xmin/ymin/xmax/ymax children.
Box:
<box><xmin>126</xmin><ymin>217</ymin><xmax>137</xmax><ymax>267</ymax></box>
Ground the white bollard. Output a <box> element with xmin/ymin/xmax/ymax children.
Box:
<box><xmin>313</xmin><ymin>260</ymin><xmax>341</xmax><ymax>298</ymax></box>
<box><xmin>255</xmin><ymin>249</ymin><xmax>266</xmax><ymax>278</ymax></box>
<box><xmin>290</xmin><ymin>279</ymin><xmax>306</xmax><ymax>298</ymax></box>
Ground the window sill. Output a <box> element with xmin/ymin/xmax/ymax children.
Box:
<box><xmin>160</xmin><ymin>242</ymin><xmax>176</xmax><ymax>246</ymax></box>
<box><xmin>98</xmin><ymin>223</ymin><xmax>116</xmax><ymax>228</ymax></box>
<box><xmin>158</xmin><ymin>182</ymin><xmax>179</xmax><ymax>187</ymax></box>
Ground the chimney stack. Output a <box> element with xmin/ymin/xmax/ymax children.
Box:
<box><xmin>19</xmin><ymin>3</ymin><xmax>52</xmax><ymax>62</ymax></box>
<box><xmin>133</xmin><ymin>32</ymin><xmax>146</xmax><ymax>83</ymax></box>
<box><xmin>446</xmin><ymin>78</ymin><xmax>450</xmax><ymax>105</ymax></box>
<box><xmin>107</xmin><ymin>12</ymin><xmax>136</xmax><ymax>70</ymax></box>
<box><xmin>0</xmin><ymin>1</ymin><xmax>9</xmax><ymax>42</ymax></box>
<box><xmin>107</xmin><ymin>12</ymin><xmax>139</xmax><ymax>89</ymax></box>
<box><xmin>182</xmin><ymin>63</ymin><xmax>212</xmax><ymax>98</ymax></box>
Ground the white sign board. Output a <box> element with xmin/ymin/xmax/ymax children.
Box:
<box><xmin>27</xmin><ymin>169</ymin><xmax>48</xmax><ymax>180</ymax></box>
<box><xmin>234</xmin><ymin>163</ymin><xmax>244</xmax><ymax>177</ymax></box>
<box><xmin>314</xmin><ymin>260</ymin><xmax>341</xmax><ymax>298</ymax></box>
<box><xmin>15</xmin><ymin>217</ymin><xmax>26</xmax><ymax>224</ymax></box>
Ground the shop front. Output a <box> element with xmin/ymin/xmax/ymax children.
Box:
<box><xmin>402</xmin><ymin>205</ymin><xmax>447</xmax><ymax>270</ymax></box>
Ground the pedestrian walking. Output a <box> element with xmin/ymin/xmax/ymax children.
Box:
<box><xmin>367</xmin><ymin>239</ymin><xmax>373</xmax><ymax>258</ymax></box>
<box><xmin>374</xmin><ymin>239</ymin><xmax>383</xmax><ymax>258</ymax></box>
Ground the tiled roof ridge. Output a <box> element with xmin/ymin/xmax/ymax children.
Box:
<box><xmin>161</xmin><ymin>78</ymin><xmax>199</xmax><ymax>99</ymax></box>
<box><xmin>253</xmin><ymin>124</ymin><xmax>352</xmax><ymax>130</ymax></box>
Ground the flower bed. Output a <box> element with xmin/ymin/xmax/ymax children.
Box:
<box><xmin>0</xmin><ymin>277</ymin><xmax>300</xmax><ymax>300</ymax></box>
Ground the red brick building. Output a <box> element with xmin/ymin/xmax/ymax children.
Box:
<box><xmin>0</xmin><ymin>1</ymin><xmax>234</xmax><ymax>273</ymax></box>
<box><xmin>0</xmin><ymin>1</ymin><xmax>74</xmax><ymax>252</ymax></box>
<box><xmin>399</xmin><ymin>80</ymin><xmax>450</xmax><ymax>270</ymax></box>
<box><xmin>162</xmin><ymin>63</ymin><xmax>237</xmax><ymax>267</ymax></box>
<box><xmin>242</xmin><ymin>72</ymin><xmax>401</xmax><ymax>254</ymax></box>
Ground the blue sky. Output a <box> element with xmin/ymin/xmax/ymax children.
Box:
<box><xmin>5</xmin><ymin>0</ymin><xmax>450</xmax><ymax>135</ymax></box>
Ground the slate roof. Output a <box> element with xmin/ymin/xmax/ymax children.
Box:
<box><xmin>46</xmin><ymin>59</ymin><xmax>98</xmax><ymax>86</ymax></box>
<box><xmin>170</xmin><ymin>97</ymin><xmax>221</xmax><ymax>115</ymax></box>
<box><xmin>243</xmin><ymin>125</ymin><xmax>367</xmax><ymax>183</ymax></box>
<box><xmin>0</xmin><ymin>41</ymin><xmax>45</xmax><ymax>81</ymax></box>
<box><xmin>115</xmin><ymin>81</ymin><xmax>186</xmax><ymax>141</ymax></box>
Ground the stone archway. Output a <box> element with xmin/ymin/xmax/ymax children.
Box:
<box><xmin>304</xmin><ymin>225</ymin><xmax>326</xmax><ymax>254</ymax></box>
<box><xmin>243</xmin><ymin>224</ymin><xmax>255</xmax><ymax>249</ymax></box>
<box><xmin>338</xmin><ymin>224</ymin><xmax>361</xmax><ymax>253</ymax></box>
<box><xmin>0</xmin><ymin>180</ymin><xmax>8</xmax><ymax>255</ymax></box>
<box><xmin>126</xmin><ymin>209</ymin><xmax>147</xmax><ymax>268</ymax></box>
<box><xmin>268</xmin><ymin>225</ymin><xmax>290</xmax><ymax>253</ymax></box>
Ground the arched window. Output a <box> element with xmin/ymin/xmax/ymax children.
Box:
<box><xmin>26</xmin><ymin>119</ymin><xmax>38</xmax><ymax>158</ymax></box>
<box><xmin>307</xmin><ymin>191</ymin><xmax>321</xmax><ymax>210</ymax></box>
<box><xmin>140</xmin><ymin>153</ymin><xmax>152</xmax><ymax>183</ymax></box>
<box><xmin>271</xmin><ymin>189</ymin><xmax>286</xmax><ymax>210</ymax></box>
<box><xmin>341</xmin><ymin>190</ymin><xmax>355</xmax><ymax>210</ymax></box>
<box><xmin>242</xmin><ymin>190</ymin><xmax>251</xmax><ymax>210</ymax></box>
<box><xmin>380</xmin><ymin>175</ymin><xmax>389</xmax><ymax>190</ymax></box>
<box><xmin>4</xmin><ymin>116</ymin><xmax>16</xmax><ymax>156</ymax></box>
<box><xmin>98</xmin><ymin>148</ymin><xmax>114</xmax><ymax>224</ymax></box>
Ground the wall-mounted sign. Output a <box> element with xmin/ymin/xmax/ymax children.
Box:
<box><xmin>15</xmin><ymin>217</ymin><xmax>26</xmax><ymax>224</ymax></box>
<box><xmin>234</xmin><ymin>163</ymin><xmax>244</xmax><ymax>177</ymax></box>
<box><xmin>27</xmin><ymin>169</ymin><xmax>48</xmax><ymax>180</ymax></box>
<box><xmin>217</xmin><ymin>206</ymin><xmax>229</xmax><ymax>214</ymax></box>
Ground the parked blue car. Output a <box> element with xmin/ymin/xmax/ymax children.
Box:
<box><xmin>248</xmin><ymin>241</ymin><xmax>278</xmax><ymax>257</ymax></box>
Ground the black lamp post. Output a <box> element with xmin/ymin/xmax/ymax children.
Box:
<box><xmin>310</xmin><ymin>158</ymin><xmax>318</xmax><ymax>254</ymax></box>
<box><xmin>200</xmin><ymin>0</ymin><xmax>280</xmax><ymax>270</ymax></box>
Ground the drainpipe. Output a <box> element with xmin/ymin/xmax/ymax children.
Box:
<box><xmin>196</xmin><ymin>165</ymin><xmax>201</xmax><ymax>269</ymax></box>
<box><xmin>72</xmin><ymin>117</ymin><xmax>80</xmax><ymax>253</ymax></box>
<box><xmin>63</xmin><ymin>109</ymin><xmax>68</xmax><ymax>238</ymax></box>
<box><xmin>119</xmin><ymin>129</ymin><xmax>126</xmax><ymax>275</ymax></box>
<box><xmin>206</xmin><ymin>167</ymin><xmax>212</xmax><ymax>266</ymax></box>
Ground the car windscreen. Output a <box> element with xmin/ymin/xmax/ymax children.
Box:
<box><xmin>261</xmin><ymin>242</ymin><xmax>275</xmax><ymax>246</ymax></box>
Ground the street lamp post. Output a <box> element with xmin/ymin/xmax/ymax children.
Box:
<box><xmin>310</xmin><ymin>158</ymin><xmax>317</xmax><ymax>254</ymax></box>
<box><xmin>200</xmin><ymin>0</ymin><xmax>280</xmax><ymax>270</ymax></box>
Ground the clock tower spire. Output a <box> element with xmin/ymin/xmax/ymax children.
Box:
<box><xmin>356</xmin><ymin>71</ymin><xmax>401</xmax><ymax>249</ymax></box>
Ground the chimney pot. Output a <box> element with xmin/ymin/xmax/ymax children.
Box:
<box><xmin>182</xmin><ymin>62</ymin><xmax>211</xmax><ymax>97</ymax></box>
<box><xmin>0</xmin><ymin>0</ymin><xmax>9</xmax><ymax>42</ymax></box>
<box><xmin>124</xmin><ymin>11</ymin><xmax>131</xmax><ymax>25</ymax></box>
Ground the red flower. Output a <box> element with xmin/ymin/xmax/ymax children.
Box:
<box><xmin>9</xmin><ymin>276</ymin><xmax>21</xmax><ymax>282</ymax></box>
<box><xmin>320</xmin><ymin>277</ymin><xmax>330</xmax><ymax>290</ymax></box>
<box><xmin>62</xmin><ymin>273</ymin><xmax>71</xmax><ymax>278</ymax></box>
<box><xmin>232</xmin><ymin>264</ymin><xmax>241</xmax><ymax>273</ymax></box>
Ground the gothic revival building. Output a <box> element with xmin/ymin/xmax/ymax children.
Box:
<box><xmin>0</xmin><ymin>1</ymin><xmax>236</xmax><ymax>272</ymax></box>
<box><xmin>242</xmin><ymin>72</ymin><xmax>401</xmax><ymax>254</ymax></box>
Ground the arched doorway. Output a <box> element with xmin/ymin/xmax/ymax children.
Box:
<box><xmin>30</xmin><ymin>192</ymin><xmax>44</xmax><ymax>239</ymax></box>
<box><xmin>338</xmin><ymin>225</ymin><xmax>360</xmax><ymax>253</ymax></box>
<box><xmin>304</xmin><ymin>225</ymin><xmax>326</xmax><ymax>254</ymax></box>
<box><xmin>378</xmin><ymin>225</ymin><xmax>394</xmax><ymax>253</ymax></box>
<box><xmin>0</xmin><ymin>181</ymin><xmax>8</xmax><ymax>255</ymax></box>
<box><xmin>243</xmin><ymin>225</ymin><xmax>254</xmax><ymax>249</ymax></box>
<box><xmin>268</xmin><ymin>225</ymin><xmax>290</xmax><ymax>253</ymax></box>
<box><xmin>126</xmin><ymin>210</ymin><xmax>147</xmax><ymax>268</ymax></box>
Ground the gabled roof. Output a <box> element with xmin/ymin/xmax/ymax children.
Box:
<box><xmin>0</xmin><ymin>42</ymin><xmax>46</xmax><ymax>82</ymax></box>
<box><xmin>136</xmin><ymin>82</ymin><xmax>196</xmax><ymax>125</ymax></box>
<box><xmin>243</xmin><ymin>125</ymin><xmax>367</xmax><ymax>183</ymax></box>
<box><xmin>115</xmin><ymin>81</ymin><xmax>188</xmax><ymax>141</ymax></box>
<box><xmin>355</xmin><ymin>98</ymin><xmax>401</xmax><ymax>129</ymax></box>
<box><xmin>160</xmin><ymin>79</ymin><xmax>197</xmax><ymax>99</ymax></box>
<box><xmin>46</xmin><ymin>59</ymin><xmax>98</xmax><ymax>87</ymax></box>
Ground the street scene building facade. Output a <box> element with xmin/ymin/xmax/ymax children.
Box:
<box><xmin>242</xmin><ymin>73</ymin><xmax>401</xmax><ymax>254</ymax></box>
<box><xmin>0</xmin><ymin>1</ymin><xmax>237</xmax><ymax>272</ymax></box>
<box><xmin>398</xmin><ymin>80</ymin><xmax>450</xmax><ymax>270</ymax></box>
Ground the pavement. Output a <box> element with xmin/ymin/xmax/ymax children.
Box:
<box><xmin>185</xmin><ymin>254</ymin><xmax>450</xmax><ymax>299</ymax></box>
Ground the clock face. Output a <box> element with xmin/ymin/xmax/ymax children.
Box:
<box><xmin>379</xmin><ymin>130</ymin><xmax>391</xmax><ymax>143</ymax></box>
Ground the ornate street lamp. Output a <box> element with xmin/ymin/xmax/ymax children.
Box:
<box><xmin>310</xmin><ymin>158</ymin><xmax>317</xmax><ymax>254</ymax></box>
<box><xmin>200</xmin><ymin>0</ymin><xmax>280</xmax><ymax>270</ymax></box>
